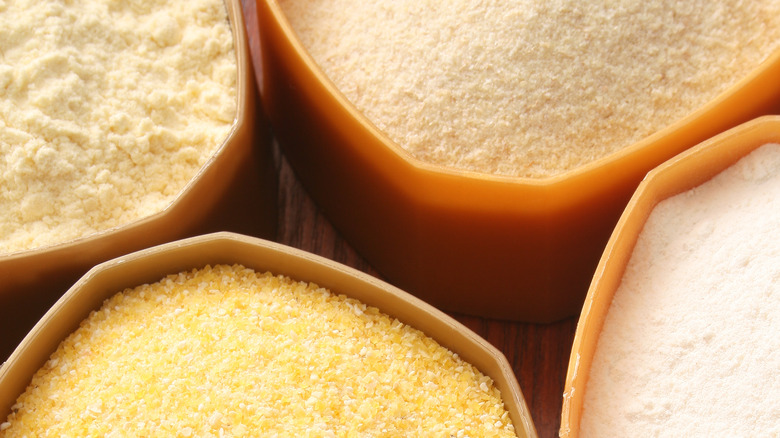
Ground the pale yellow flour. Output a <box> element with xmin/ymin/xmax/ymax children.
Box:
<box><xmin>0</xmin><ymin>0</ymin><xmax>236</xmax><ymax>252</ymax></box>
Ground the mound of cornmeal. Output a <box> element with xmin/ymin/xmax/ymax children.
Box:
<box><xmin>0</xmin><ymin>264</ymin><xmax>517</xmax><ymax>437</ymax></box>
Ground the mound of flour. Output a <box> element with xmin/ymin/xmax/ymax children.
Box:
<box><xmin>581</xmin><ymin>143</ymin><xmax>780</xmax><ymax>436</ymax></box>
<box><xmin>0</xmin><ymin>0</ymin><xmax>236</xmax><ymax>253</ymax></box>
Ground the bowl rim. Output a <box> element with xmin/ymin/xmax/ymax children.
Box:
<box><xmin>0</xmin><ymin>231</ymin><xmax>539</xmax><ymax>438</ymax></box>
<box><xmin>558</xmin><ymin>115</ymin><xmax>780</xmax><ymax>437</ymax></box>
<box><xmin>263</xmin><ymin>0</ymin><xmax>780</xmax><ymax>188</ymax></box>
<box><xmin>0</xmin><ymin>0</ymin><xmax>252</xmax><ymax>261</ymax></box>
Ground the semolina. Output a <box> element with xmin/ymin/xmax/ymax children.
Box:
<box><xmin>0</xmin><ymin>264</ymin><xmax>517</xmax><ymax>437</ymax></box>
<box><xmin>0</xmin><ymin>0</ymin><xmax>236</xmax><ymax>253</ymax></box>
<box><xmin>280</xmin><ymin>0</ymin><xmax>780</xmax><ymax>178</ymax></box>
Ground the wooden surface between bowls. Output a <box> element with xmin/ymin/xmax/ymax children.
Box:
<box><xmin>240</xmin><ymin>2</ymin><xmax>577</xmax><ymax>437</ymax></box>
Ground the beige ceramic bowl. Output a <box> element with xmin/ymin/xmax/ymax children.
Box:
<box><xmin>0</xmin><ymin>232</ymin><xmax>537</xmax><ymax>437</ymax></box>
<box><xmin>559</xmin><ymin>115</ymin><xmax>780</xmax><ymax>437</ymax></box>
<box><xmin>0</xmin><ymin>0</ymin><xmax>277</xmax><ymax>361</ymax></box>
<box><xmin>253</xmin><ymin>0</ymin><xmax>780</xmax><ymax>322</ymax></box>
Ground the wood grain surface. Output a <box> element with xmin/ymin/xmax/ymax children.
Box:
<box><xmin>240</xmin><ymin>2</ymin><xmax>579</xmax><ymax>437</ymax></box>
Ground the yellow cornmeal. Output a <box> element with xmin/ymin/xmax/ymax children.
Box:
<box><xmin>0</xmin><ymin>265</ymin><xmax>516</xmax><ymax>437</ymax></box>
<box><xmin>0</xmin><ymin>0</ymin><xmax>236</xmax><ymax>253</ymax></box>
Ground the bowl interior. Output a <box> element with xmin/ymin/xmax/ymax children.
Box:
<box><xmin>262</xmin><ymin>0</ymin><xmax>780</xmax><ymax>197</ymax></box>
<box><xmin>559</xmin><ymin>115</ymin><xmax>780</xmax><ymax>437</ymax></box>
<box><xmin>254</xmin><ymin>0</ymin><xmax>780</xmax><ymax>322</ymax></box>
<box><xmin>0</xmin><ymin>0</ymin><xmax>277</xmax><ymax>360</ymax></box>
<box><xmin>0</xmin><ymin>232</ymin><xmax>537</xmax><ymax>438</ymax></box>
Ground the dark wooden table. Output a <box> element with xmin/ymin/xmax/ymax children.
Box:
<box><xmin>240</xmin><ymin>2</ymin><xmax>578</xmax><ymax>437</ymax></box>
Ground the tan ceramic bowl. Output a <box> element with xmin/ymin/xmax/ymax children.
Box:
<box><xmin>252</xmin><ymin>0</ymin><xmax>780</xmax><ymax>322</ymax></box>
<box><xmin>0</xmin><ymin>232</ymin><xmax>537</xmax><ymax>437</ymax></box>
<box><xmin>0</xmin><ymin>0</ymin><xmax>277</xmax><ymax>361</ymax></box>
<box><xmin>559</xmin><ymin>115</ymin><xmax>780</xmax><ymax>437</ymax></box>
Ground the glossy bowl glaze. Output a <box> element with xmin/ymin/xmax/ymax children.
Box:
<box><xmin>253</xmin><ymin>0</ymin><xmax>780</xmax><ymax>322</ymax></box>
<box><xmin>559</xmin><ymin>115</ymin><xmax>780</xmax><ymax>437</ymax></box>
<box><xmin>0</xmin><ymin>232</ymin><xmax>538</xmax><ymax>437</ymax></box>
<box><xmin>0</xmin><ymin>0</ymin><xmax>277</xmax><ymax>361</ymax></box>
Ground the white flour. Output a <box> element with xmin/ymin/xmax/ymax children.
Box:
<box><xmin>280</xmin><ymin>0</ymin><xmax>780</xmax><ymax>178</ymax></box>
<box><xmin>0</xmin><ymin>0</ymin><xmax>236</xmax><ymax>253</ymax></box>
<box><xmin>581</xmin><ymin>143</ymin><xmax>780</xmax><ymax>436</ymax></box>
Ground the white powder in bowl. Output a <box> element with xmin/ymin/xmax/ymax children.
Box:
<box><xmin>279</xmin><ymin>0</ymin><xmax>780</xmax><ymax>178</ymax></box>
<box><xmin>0</xmin><ymin>0</ymin><xmax>236</xmax><ymax>253</ymax></box>
<box><xmin>580</xmin><ymin>143</ymin><xmax>780</xmax><ymax>436</ymax></box>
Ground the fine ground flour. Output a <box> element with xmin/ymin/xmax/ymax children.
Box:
<box><xmin>580</xmin><ymin>144</ymin><xmax>780</xmax><ymax>436</ymax></box>
<box><xmin>280</xmin><ymin>0</ymin><xmax>780</xmax><ymax>178</ymax></box>
<box><xmin>0</xmin><ymin>0</ymin><xmax>236</xmax><ymax>253</ymax></box>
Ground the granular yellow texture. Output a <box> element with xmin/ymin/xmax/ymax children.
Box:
<box><xmin>0</xmin><ymin>0</ymin><xmax>236</xmax><ymax>253</ymax></box>
<box><xmin>280</xmin><ymin>0</ymin><xmax>780</xmax><ymax>178</ymax></box>
<box><xmin>0</xmin><ymin>264</ymin><xmax>517</xmax><ymax>437</ymax></box>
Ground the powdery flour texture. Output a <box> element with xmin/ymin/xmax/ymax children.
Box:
<box><xmin>581</xmin><ymin>143</ymin><xmax>780</xmax><ymax>436</ymax></box>
<box><xmin>0</xmin><ymin>0</ymin><xmax>236</xmax><ymax>253</ymax></box>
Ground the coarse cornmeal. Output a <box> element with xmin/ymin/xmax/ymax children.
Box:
<box><xmin>279</xmin><ymin>0</ymin><xmax>780</xmax><ymax>178</ymax></box>
<box><xmin>0</xmin><ymin>0</ymin><xmax>236</xmax><ymax>253</ymax></box>
<box><xmin>0</xmin><ymin>264</ymin><xmax>517</xmax><ymax>437</ymax></box>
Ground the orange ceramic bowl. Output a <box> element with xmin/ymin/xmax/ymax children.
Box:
<box><xmin>253</xmin><ymin>0</ymin><xmax>780</xmax><ymax>322</ymax></box>
<box><xmin>559</xmin><ymin>115</ymin><xmax>780</xmax><ymax>437</ymax></box>
<box><xmin>0</xmin><ymin>232</ymin><xmax>538</xmax><ymax>437</ymax></box>
<box><xmin>0</xmin><ymin>0</ymin><xmax>277</xmax><ymax>361</ymax></box>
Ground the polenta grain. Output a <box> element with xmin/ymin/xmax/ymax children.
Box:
<box><xmin>0</xmin><ymin>265</ymin><xmax>517</xmax><ymax>437</ymax></box>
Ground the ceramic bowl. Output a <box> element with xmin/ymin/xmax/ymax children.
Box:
<box><xmin>0</xmin><ymin>232</ymin><xmax>538</xmax><ymax>437</ymax></box>
<box><xmin>559</xmin><ymin>115</ymin><xmax>780</xmax><ymax>437</ymax></box>
<box><xmin>252</xmin><ymin>0</ymin><xmax>780</xmax><ymax>321</ymax></box>
<box><xmin>0</xmin><ymin>0</ymin><xmax>277</xmax><ymax>360</ymax></box>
